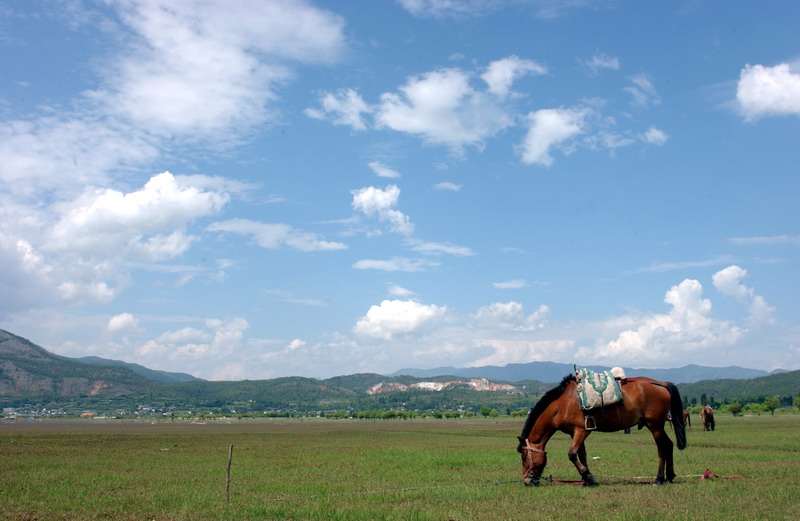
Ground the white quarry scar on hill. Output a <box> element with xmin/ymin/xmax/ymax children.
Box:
<box><xmin>366</xmin><ymin>378</ymin><xmax>518</xmax><ymax>395</ymax></box>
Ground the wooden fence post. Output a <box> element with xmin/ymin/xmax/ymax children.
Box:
<box><xmin>226</xmin><ymin>444</ymin><xmax>234</xmax><ymax>504</ymax></box>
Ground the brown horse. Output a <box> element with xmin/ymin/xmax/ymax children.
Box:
<box><xmin>701</xmin><ymin>406</ymin><xmax>715</xmax><ymax>431</ymax></box>
<box><xmin>517</xmin><ymin>374</ymin><xmax>686</xmax><ymax>486</ymax></box>
<box><xmin>683</xmin><ymin>409</ymin><xmax>691</xmax><ymax>428</ymax></box>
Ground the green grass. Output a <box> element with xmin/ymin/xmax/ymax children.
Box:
<box><xmin>1</xmin><ymin>414</ymin><xmax>798</xmax><ymax>520</ymax></box>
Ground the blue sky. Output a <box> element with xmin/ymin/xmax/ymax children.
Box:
<box><xmin>1</xmin><ymin>0</ymin><xmax>798</xmax><ymax>380</ymax></box>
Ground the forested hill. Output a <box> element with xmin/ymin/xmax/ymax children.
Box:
<box><xmin>1</xmin><ymin>329</ymin><xmax>198</xmax><ymax>397</ymax></box>
<box><xmin>0</xmin><ymin>329</ymin><xmax>154</xmax><ymax>396</ymax></box>
<box><xmin>679</xmin><ymin>370</ymin><xmax>800</xmax><ymax>405</ymax></box>
<box><xmin>1</xmin><ymin>328</ymin><xmax>798</xmax><ymax>413</ymax></box>
<box><xmin>393</xmin><ymin>361</ymin><xmax>781</xmax><ymax>384</ymax></box>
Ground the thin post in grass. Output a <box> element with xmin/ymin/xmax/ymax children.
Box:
<box><xmin>225</xmin><ymin>444</ymin><xmax>234</xmax><ymax>504</ymax></box>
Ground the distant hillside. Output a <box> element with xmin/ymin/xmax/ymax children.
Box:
<box><xmin>0</xmin><ymin>329</ymin><xmax>154</xmax><ymax>396</ymax></box>
<box><xmin>1</xmin><ymin>328</ymin><xmax>796</xmax><ymax>414</ymax></box>
<box><xmin>392</xmin><ymin>361</ymin><xmax>778</xmax><ymax>384</ymax></box>
<box><xmin>154</xmin><ymin>373</ymin><xmax>537</xmax><ymax>413</ymax></box>
<box><xmin>158</xmin><ymin>376</ymin><xmax>360</xmax><ymax>411</ymax></box>
<box><xmin>680</xmin><ymin>370</ymin><xmax>800</xmax><ymax>404</ymax></box>
<box><xmin>61</xmin><ymin>355</ymin><xmax>200</xmax><ymax>383</ymax></box>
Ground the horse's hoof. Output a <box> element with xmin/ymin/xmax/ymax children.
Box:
<box><xmin>582</xmin><ymin>474</ymin><xmax>597</xmax><ymax>486</ymax></box>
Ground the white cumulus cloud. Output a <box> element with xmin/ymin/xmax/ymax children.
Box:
<box><xmin>584</xmin><ymin>278</ymin><xmax>743</xmax><ymax>365</ymax></box>
<box><xmin>398</xmin><ymin>0</ymin><xmax>496</xmax><ymax>18</ymax></box>
<box><xmin>368</xmin><ymin>161</ymin><xmax>401</xmax><ymax>178</ymax></box>
<box><xmin>584</xmin><ymin>53</ymin><xmax>620</xmax><ymax>75</ymax></box>
<box><xmin>107</xmin><ymin>313</ymin><xmax>139</xmax><ymax>333</ymax></box>
<box><xmin>375</xmin><ymin>67</ymin><xmax>513</xmax><ymax>150</ymax></box>
<box><xmin>47</xmin><ymin>172</ymin><xmax>228</xmax><ymax>261</ymax></box>
<box><xmin>305</xmin><ymin>89</ymin><xmax>371</xmax><ymax>130</ymax></box>
<box><xmin>207</xmin><ymin>218</ymin><xmax>347</xmax><ymax>252</ymax></box>
<box><xmin>134</xmin><ymin>317</ymin><xmax>250</xmax><ymax>378</ymax></box>
<box><xmin>492</xmin><ymin>279</ymin><xmax>529</xmax><ymax>289</ymax></box>
<box><xmin>99</xmin><ymin>0</ymin><xmax>345</xmax><ymax>139</ymax></box>
<box><xmin>481</xmin><ymin>55</ymin><xmax>547</xmax><ymax>97</ymax></box>
<box><xmin>712</xmin><ymin>265</ymin><xmax>775</xmax><ymax>326</ymax></box>
<box><xmin>643</xmin><ymin>126</ymin><xmax>669</xmax><ymax>145</ymax></box>
<box><xmin>712</xmin><ymin>265</ymin><xmax>751</xmax><ymax>300</ymax></box>
<box><xmin>519</xmin><ymin>107</ymin><xmax>588</xmax><ymax>166</ymax></box>
<box><xmin>352</xmin><ymin>257</ymin><xmax>440</xmax><ymax>272</ymax></box>
<box><xmin>472</xmin><ymin>301</ymin><xmax>549</xmax><ymax>331</ymax></box>
<box><xmin>388</xmin><ymin>285</ymin><xmax>416</xmax><ymax>298</ymax></box>
<box><xmin>407</xmin><ymin>239</ymin><xmax>475</xmax><ymax>256</ymax></box>
<box><xmin>307</xmin><ymin>55</ymin><xmax>660</xmax><ymax>166</ymax></box>
<box><xmin>736</xmin><ymin>63</ymin><xmax>800</xmax><ymax>121</ymax></box>
<box><xmin>0</xmin><ymin>172</ymin><xmax>231</xmax><ymax>311</ymax></box>
<box><xmin>351</xmin><ymin>185</ymin><xmax>414</xmax><ymax>236</ymax></box>
<box><xmin>433</xmin><ymin>181</ymin><xmax>462</xmax><ymax>191</ymax></box>
<box><xmin>468</xmin><ymin>339</ymin><xmax>573</xmax><ymax>368</ymax></box>
<box><xmin>0</xmin><ymin>1</ymin><xmax>347</xmax><ymax>199</ymax></box>
<box><xmin>353</xmin><ymin>299</ymin><xmax>447</xmax><ymax>340</ymax></box>
<box><xmin>624</xmin><ymin>74</ymin><xmax>661</xmax><ymax>107</ymax></box>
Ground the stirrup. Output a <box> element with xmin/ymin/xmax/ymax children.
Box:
<box><xmin>584</xmin><ymin>414</ymin><xmax>597</xmax><ymax>431</ymax></box>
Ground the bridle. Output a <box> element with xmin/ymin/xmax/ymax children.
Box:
<box><xmin>521</xmin><ymin>439</ymin><xmax>547</xmax><ymax>485</ymax></box>
<box><xmin>522</xmin><ymin>439</ymin><xmax>546</xmax><ymax>455</ymax></box>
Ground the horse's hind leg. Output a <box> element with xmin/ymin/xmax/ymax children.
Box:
<box><xmin>649</xmin><ymin>427</ymin><xmax>674</xmax><ymax>484</ymax></box>
<box><xmin>664</xmin><ymin>437</ymin><xmax>675</xmax><ymax>482</ymax></box>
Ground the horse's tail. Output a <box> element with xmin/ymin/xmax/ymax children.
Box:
<box><xmin>667</xmin><ymin>383</ymin><xmax>687</xmax><ymax>450</ymax></box>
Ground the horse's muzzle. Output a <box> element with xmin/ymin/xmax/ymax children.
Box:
<box><xmin>523</xmin><ymin>475</ymin><xmax>540</xmax><ymax>486</ymax></box>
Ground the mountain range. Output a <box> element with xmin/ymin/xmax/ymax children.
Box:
<box><xmin>0</xmin><ymin>329</ymin><xmax>198</xmax><ymax>397</ymax></box>
<box><xmin>392</xmin><ymin>361</ymin><xmax>786</xmax><ymax>384</ymax></box>
<box><xmin>2</xmin><ymin>329</ymin><xmax>797</xmax><ymax>413</ymax></box>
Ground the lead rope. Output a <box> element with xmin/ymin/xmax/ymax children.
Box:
<box><xmin>265</xmin><ymin>479</ymin><xmax>522</xmax><ymax>502</ymax></box>
<box><xmin>265</xmin><ymin>469</ymin><xmax>751</xmax><ymax>502</ymax></box>
<box><xmin>543</xmin><ymin>470</ymin><xmax>750</xmax><ymax>485</ymax></box>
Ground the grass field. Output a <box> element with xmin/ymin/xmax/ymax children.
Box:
<box><xmin>1</xmin><ymin>414</ymin><xmax>797</xmax><ymax>520</ymax></box>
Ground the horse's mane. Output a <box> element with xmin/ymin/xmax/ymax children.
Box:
<box><xmin>516</xmin><ymin>373</ymin><xmax>575</xmax><ymax>452</ymax></box>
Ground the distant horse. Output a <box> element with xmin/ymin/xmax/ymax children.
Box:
<box><xmin>517</xmin><ymin>374</ymin><xmax>686</xmax><ymax>486</ymax></box>
<box><xmin>666</xmin><ymin>409</ymin><xmax>691</xmax><ymax>429</ymax></box>
<box><xmin>701</xmin><ymin>406</ymin><xmax>715</xmax><ymax>431</ymax></box>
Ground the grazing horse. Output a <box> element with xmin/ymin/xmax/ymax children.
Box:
<box><xmin>701</xmin><ymin>406</ymin><xmax>715</xmax><ymax>431</ymax></box>
<box><xmin>517</xmin><ymin>374</ymin><xmax>686</xmax><ymax>486</ymax></box>
<box><xmin>683</xmin><ymin>409</ymin><xmax>691</xmax><ymax>428</ymax></box>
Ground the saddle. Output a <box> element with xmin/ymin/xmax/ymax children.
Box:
<box><xmin>575</xmin><ymin>367</ymin><xmax>625</xmax><ymax>411</ymax></box>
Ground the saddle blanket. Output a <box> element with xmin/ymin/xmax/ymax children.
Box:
<box><xmin>576</xmin><ymin>367</ymin><xmax>624</xmax><ymax>410</ymax></box>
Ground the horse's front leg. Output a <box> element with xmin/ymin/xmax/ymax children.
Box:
<box><xmin>577</xmin><ymin>442</ymin><xmax>588</xmax><ymax>469</ymax></box>
<box><xmin>568</xmin><ymin>430</ymin><xmax>596</xmax><ymax>485</ymax></box>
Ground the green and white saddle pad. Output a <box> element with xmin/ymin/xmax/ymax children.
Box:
<box><xmin>576</xmin><ymin>368</ymin><xmax>623</xmax><ymax>410</ymax></box>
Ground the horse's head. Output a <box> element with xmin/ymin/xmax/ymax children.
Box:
<box><xmin>517</xmin><ymin>436</ymin><xmax>547</xmax><ymax>486</ymax></box>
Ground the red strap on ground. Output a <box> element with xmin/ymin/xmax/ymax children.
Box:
<box><xmin>701</xmin><ymin>468</ymin><xmax>748</xmax><ymax>480</ymax></box>
<box><xmin>549</xmin><ymin>478</ymin><xmax>586</xmax><ymax>484</ymax></box>
<box><xmin>545</xmin><ymin>469</ymin><xmax>749</xmax><ymax>485</ymax></box>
